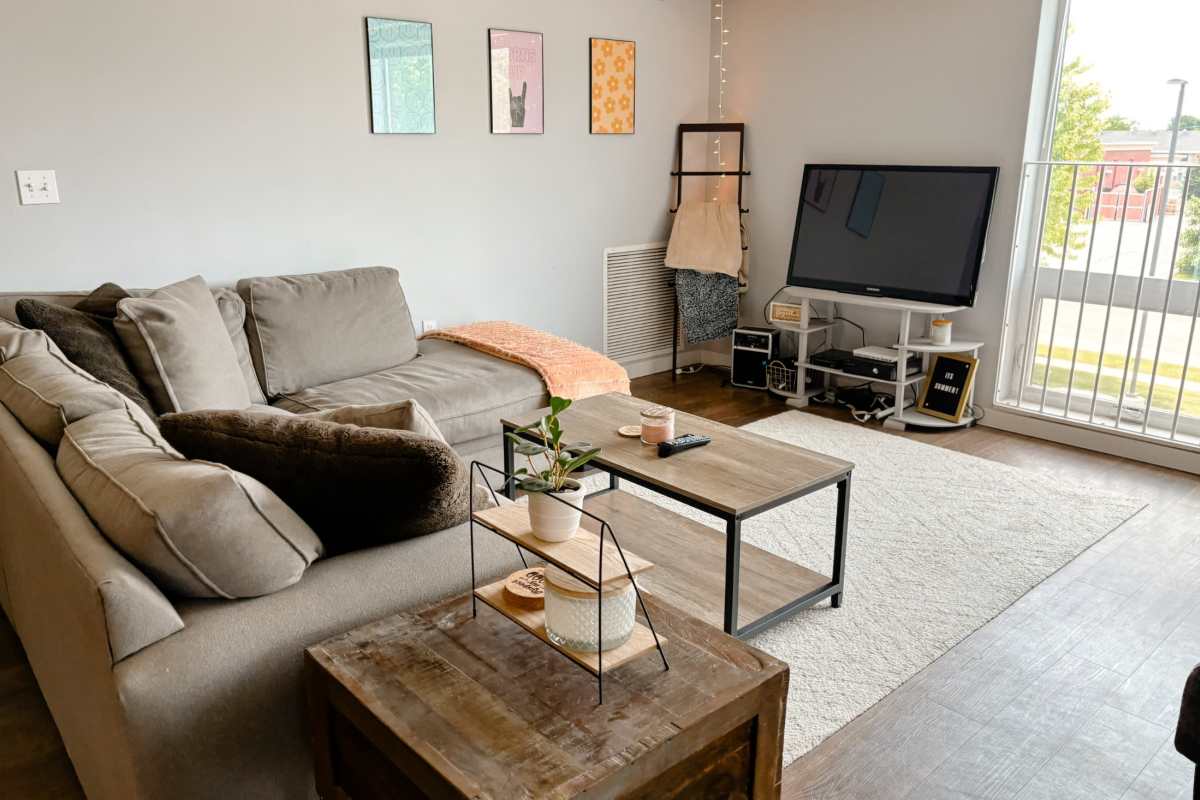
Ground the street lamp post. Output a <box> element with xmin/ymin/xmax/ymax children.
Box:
<box><xmin>1125</xmin><ymin>78</ymin><xmax>1188</xmax><ymax>420</ymax></box>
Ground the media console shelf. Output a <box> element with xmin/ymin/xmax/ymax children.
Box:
<box><xmin>766</xmin><ymin>287</ymin><xmax>982</xmax><ymax>430</ymax></box>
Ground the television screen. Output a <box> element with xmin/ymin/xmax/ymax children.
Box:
<box><xmin>786</xmin><ymin>164</ymin><xmax>998</xmax><ymax>307</ymax></box>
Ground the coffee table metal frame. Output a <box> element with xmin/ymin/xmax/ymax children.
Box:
<box><xmin>503</xmin><ymin>425</ymin><xmax>852</xmax><ymax>639</ymax></box>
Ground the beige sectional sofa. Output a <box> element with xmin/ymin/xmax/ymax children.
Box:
<box><xmin>0</xmin><ymin>273</ymin><xmax>546</xmax><ymax>799</ymax></box>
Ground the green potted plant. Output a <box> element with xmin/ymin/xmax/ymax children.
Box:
<box><xmin>506</xmin><ymin>397</ymin><xmax>601</xmax><ymax>542</ymax></box>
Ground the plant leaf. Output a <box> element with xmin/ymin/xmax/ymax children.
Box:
<box><xmin>562</xmin><ymin>448</ymin><xmax>602</xmax><ymax>475</ymax></box>
<box><xmin>514</xmin><ymin>442</ymin><xmax>547</xmax><ymax>457</ymax></box>
<box><xmin>550</xmin><ymin>396</ymin><xmax>571</xmax><ymax>416</ymax></box>
<box><xmin>518</xmin><ymin>477</ymin><xmax>554</xmax><ymax>493</ymax></box>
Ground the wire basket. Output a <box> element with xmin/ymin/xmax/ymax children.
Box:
<box><xmin>766</xmin><ymin>359</ymin><xmax>798</xmax><ymax>396</ymax></box>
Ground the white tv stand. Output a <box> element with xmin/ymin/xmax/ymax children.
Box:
<box><xmin>766</xmin><ymin>287</ymin><xmax>982</xmax><ymax>430</ymax></box>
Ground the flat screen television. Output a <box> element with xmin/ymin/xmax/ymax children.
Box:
<box><xmin>786</xmin><ymin>164</ymin><xmax>999</xmax><ymax>307</ymax></box>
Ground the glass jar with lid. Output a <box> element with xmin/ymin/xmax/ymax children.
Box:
<box><xmin>640</xmin><ymin>404</ymin><xmax>675</xmax><ymax>445</ymax></box>
<box><xmin>543</xmin><ymin>565</ymin><xmax>636</xmax><ymax>652</ymax></box>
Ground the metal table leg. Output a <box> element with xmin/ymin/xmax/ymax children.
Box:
<box><xmin>831</xmin><ymin>474</ymin><xmax>851</xmax><ymax>608</ymax></box>
<box><xmin>501</xmin><ymin>424</ymin><xmax>516</xmax><ymax>500</ymax></box>
<box><xmin>723</xmin><ymin>517</ymin><xmax>742</xmax><ymax>635</ymax></box>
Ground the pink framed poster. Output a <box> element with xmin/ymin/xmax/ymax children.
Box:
<box><xmin>488</xmin><ymin>29</ymin><xmax>544</xmax><ymax>134</ymax></box>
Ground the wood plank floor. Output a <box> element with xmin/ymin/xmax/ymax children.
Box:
<box><xmin>1</xmin><ymin>366</ymin><xmax>1196</xmax><ymax>799</ymax></box>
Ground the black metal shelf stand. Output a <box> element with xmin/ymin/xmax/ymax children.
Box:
<box><xmin>467</xmin><ymin>461</ymin><xmax>669</xmax><ymax>704</ymax></box>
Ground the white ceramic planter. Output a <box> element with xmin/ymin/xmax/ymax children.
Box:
<box><xmin>528</xmin><ymin>483</ymin><xmax>586</xmax><ymax>542</ymax></box>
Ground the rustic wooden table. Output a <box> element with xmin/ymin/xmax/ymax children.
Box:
<box><xmin>306</xmin><ymin>593</ymin><xmax>789</xmax><ymax>799</ymax></box>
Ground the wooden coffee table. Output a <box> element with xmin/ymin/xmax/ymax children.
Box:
<box><xmin>306</xmin><ymin>593</ymin><xmax>788</xmax><ymax>799</ymax></box>
<box><xmin>503</xmin><ymin>393</ymin><xmax>854</xmax><ymax>638</ymax></box>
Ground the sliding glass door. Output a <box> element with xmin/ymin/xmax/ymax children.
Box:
<box><xmin>996</xmin><ymin>0</ymin><xmax>1200</xmax><ymax>449</ymax></box>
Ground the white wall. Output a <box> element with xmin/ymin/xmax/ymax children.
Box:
<box><xmin>0</xmin><ymin>0</ymin><xmax>709</xmax><ymax>350</ymax></box>
<box><xmin>725</xmin><ymin>0</ymin><xmax>1046</xmax><ymax>409</ymax></box>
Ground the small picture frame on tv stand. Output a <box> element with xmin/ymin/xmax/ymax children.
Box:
<box><xmin>915</xmin><ymin>353</ymin><xmax>978</xmax><ymax>423</ymax></box>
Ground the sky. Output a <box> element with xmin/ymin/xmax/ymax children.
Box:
<box><xmin>1063</xmin><ymin>0</ymin><xmax>1199</xmax><ymax>129</ymax></box>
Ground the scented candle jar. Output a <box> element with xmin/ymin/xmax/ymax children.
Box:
<box><xmin>640</xmin><ymin>405</ymin><xmax>675</xmax><ymax>445</ymax></box>
<box><xmin>543</xmin><ymin>565</ymin><xmax>636</xmax><ymax>652</ymax></box>
<box><xmin>931</xmin><ymin>318</ymin><xmax>953</xmax><ymax>346</ymax></box>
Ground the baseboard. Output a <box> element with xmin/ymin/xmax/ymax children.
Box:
<box><xmin>981</xmin><ymin>406</ymin><xmax>1200</xmax><ymax>476</ymax></box>
<box><xmin>618</xmin><ymin>347</ymin><xmax>730</xmax><ymax>379</ymax></box>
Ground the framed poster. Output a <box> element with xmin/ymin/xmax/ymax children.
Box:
<box><xmin>489</xmin><ymin>29</ymin><xmax>544</xmax><ymax>134</ymax></box>
<box><xmin>366</xmin><ymin>18</ymin><xmax>435</xmax><ymax>134</ymax></box>
<box><xmin>916</xmin><ymin>353</ymin><xmax>978</xmax><ymax>422</ymax></box>
<box><xmin>590</xmin><ymin>37</ymin><xmax>636</xmax><ymax>134</ymax></box>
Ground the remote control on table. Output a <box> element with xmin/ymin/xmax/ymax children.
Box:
<box><xmin>657</xmin><ymin>433</ymin><xmax>712</xmax><ymax>458</ymax></box>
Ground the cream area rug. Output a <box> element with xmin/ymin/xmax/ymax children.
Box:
<box><xmin>613</xmin><ymin>411</ymin><xmax>1145</xmax><ymax>766</ymax></box>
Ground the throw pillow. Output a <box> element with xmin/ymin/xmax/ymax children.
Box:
<box><xmin>0</xmin><ymin>351</ymin><xmax>128</xmax><ymax>447</ymax></box>
<box><xmin>73</xmin><ymin>282</ymin><xmax>131</xmax><ymax>317</ymax></box>
<box><xmin>0</xmin><ymin>319</ymin><xmax>66</xmax><ymax>363</ymax></box>
<box><xmin>57</xmin><ymin>405</ymin><xmax>323</xmax><ymax>599</ymax></box>
<box><xmin>114</xmin><ymin>275</ymin><xmax>252</xmax><ymax>413</ymax></box>
<box><xmin>212</xmin><ymin>288</ymin><xmax>268</xmax><ymax>405</ymax></box>
<box><xmin>14</xmin><ymin>297</ymin><xmax>157</xmax><ymax>418</ymax></box>
<box><xmin>237</xmin><ymin>266</ymin><xmax>418</xmax><ymax>397</ymax></box>
<box><xmin>159</xmin><ymin>409</ymin><xmax>470</xmax><ymax>556</ymax></box>
<box><xmin>308</xmin><ymin>399</ymin><xmax>445</xmax><ymax>442</ymax></box>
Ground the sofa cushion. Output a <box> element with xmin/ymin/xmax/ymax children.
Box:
<box><xmin>213</xmin><ymin>288</ymin><xmax>268</xmax><ymax>405</ymax></box>
<box><xmin>159</xmin><ymin>409</ymin><xmax>469</xmax><ymax>556</ymax></box>
<box><xmin>57</xmin><ymin>405</ymin><xmax>322</xmax><ymax>599</ymax></box>
<box><xmin>273</xmin><ymin>338</ymin><xmax>547</xmax><ymax>446</ymax></box>
<box><xmin>237</xmin><ymin>266</ymin><xmax>418</xmax><ymax>397</ymax></box>
<box><xmin>0</xmin><ymin>351</ymin><xmax>129</xmax><ymax>447</ymax></box>
<box><xmin>309</xmin><ymin>399</ymin><xmax>445</xmax><ymax>442</ymax></box>
<box><xmin>112</xmin><ymin>520</ymin><xmax>521</xmax><ymax>800</ymax></box>
<box><xmin>115</xmin><ymin>276</ymin><xmax>252</xmax><ymax>414</ymax></box>
<box><xmin>15</xmin><ymin>297</ymin><xmax>157</xmax><ymax>418</ymax></box>
<box><xmin>0</xmin><ymin>319</ymin><xmax>66</xmax><ymax>363</ymax></box>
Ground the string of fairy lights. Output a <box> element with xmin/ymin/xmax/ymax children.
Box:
<box><xmin>711</xmin><ymin>0</ymin><xmax>729</xmax><ymax>201</ymax></box>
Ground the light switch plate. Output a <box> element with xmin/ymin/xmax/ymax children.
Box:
<box><xmin>15</xmin><ymin>170</ymin><xmax>60</xmax><ymax>205</ymax></box>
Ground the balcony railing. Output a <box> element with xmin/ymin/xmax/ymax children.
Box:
<box><xmin>996</xmin><ymin>160</ymin><xmax>1200</xmax><ymax>450</ymax></box>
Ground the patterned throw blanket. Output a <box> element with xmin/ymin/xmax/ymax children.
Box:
<box><xmin>421</xmin><ymin>321</ymin><xmax>630</xmax><ymax>400</ymax></box>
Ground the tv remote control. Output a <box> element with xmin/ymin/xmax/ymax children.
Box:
<box><xmin>657</xmin><ymin>433</ymin><xmax>712</xmax><ymax>458</ymax></box>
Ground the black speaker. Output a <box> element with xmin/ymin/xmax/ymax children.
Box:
<box><xmin>730</xmin><ymin>327</ymin><xmax>780</xmax><ymax>390</ymax></box>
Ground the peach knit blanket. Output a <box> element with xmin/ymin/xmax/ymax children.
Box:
<box><xmin>421</xmin><ymin>321</ymin><xmax>630</xmax><ymax>400</ymax></box>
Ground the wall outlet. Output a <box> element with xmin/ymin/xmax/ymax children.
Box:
<box><xmin>15</xmin><ymin>170</ymin><xmax>60</xmax><ymax>205</ymax></box>
<box><xmin>421</xmin><ymin>320</ymin><xmax>438</xmax><ymax>333</ymax></box>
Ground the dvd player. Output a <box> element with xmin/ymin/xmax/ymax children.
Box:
<box><xmin>809</xmin><ymin>349</ymin><xmax>854</xmax><ymax>369</ymax></box>
<box><xmin>842</xmin><ymin>352</ymin><xmax>922</xmax><ymax>381</ymax></box>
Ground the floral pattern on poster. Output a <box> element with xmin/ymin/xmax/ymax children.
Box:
<box><xmin>590</xmin><ymin>38</ymin><xmax>635</xmax><ymax>134</ymax></box>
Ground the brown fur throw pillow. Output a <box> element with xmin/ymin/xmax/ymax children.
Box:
<box><xmin>159</xmin><ymin>410</ymin><xmax>471</xmax><ymax>555</ymax></box>
<box><xmin>15</xmin><ymin>293</ymin><xmax>156</xmax><ymax>419</ymax></box>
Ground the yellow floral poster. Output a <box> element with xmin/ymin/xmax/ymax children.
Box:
<box><xmin>590</xmin><ymin>38</ymin><xmax>635</xmax><ymax>134</ymax></box>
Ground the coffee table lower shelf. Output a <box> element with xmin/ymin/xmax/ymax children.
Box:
<box><xmin>473</xmin><ymin>579</ymin><xmax>664</xmax><ymax>676</ymax></box>
<box><xmin>581</xmin><ymin>490</ymin><xmax>837</xmax><ymax>636</ymax></box>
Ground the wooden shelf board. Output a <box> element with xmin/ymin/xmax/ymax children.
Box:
<box><xmin>473</xmin><ymin>579</ymin><xmax>663</xmax><ymax>676</ymax></box>
<box><xmin>472</xmin><ymin>501</ymin><xmax>654</xmax><ymax>589</ymax></box>
<box><xmin>582</xmin><ymin>491</ymin><xmax>833</xmax><ymax>632</ymax></box>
